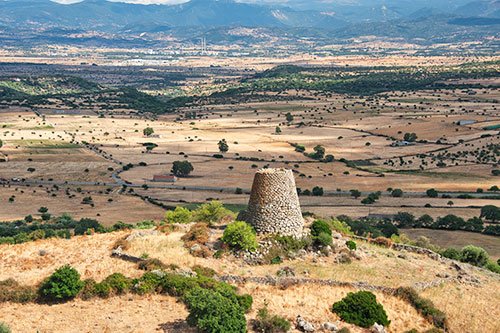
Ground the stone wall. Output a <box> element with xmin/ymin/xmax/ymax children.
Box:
<box><xmin>241</xmin><ymin>168</ymin><xmax>304</xmax><ymax>237</ymax></box>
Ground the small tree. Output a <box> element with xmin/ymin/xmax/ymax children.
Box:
<box><xmin>222</xmin><ymin>221</ymin><xmax>258</xmax><ymax>252</ymax></box>
<box><xmin>38</xmin><ymin>207</ymin><xmax>49</xmax><ymax>213</ymax></box>
<box><xmin>275</xmin><ymin>126</ymin><xmax>282</xmax><ymax>135</ymax></box>
<box><xmin>143</xmin><ymin>127</ymin><xmax>154</xmax><ymax>137</ymax></box>
<box><xmin>426</xmin><ymin>188</ymin><xmax>438</xmax><ymax>198</ymax></box>
<box><xmin>0</xmin><ymin>139</ymin><xmax>3</xmax><ymax>149</ymax></box>
<box><xmin>480</xmin><ymin>205</ymin><xmax>500</xmax><ymax>222</ymax></box>
<box><xmin>285</xmin><ymin>112</ymin><xmax>294</xmax><ymax>123</ymax></box>
<box><xmin>312</xmin><ymin>186</ymin><xmax>324</xmax><ymax>196</ymax></box>
<box><xmin>165</xmin><ymin>206</ymin><xmax>192</xmax><ymax>224</ymax></box>
<box><xmin>39</xmin><ymin>265</ymin><xmax>84</xmax><ymax>301</ymax></box>
<box><xmin>310</xmin><ymin>145</ymin><xmax>325</xmax><ymax>160</ymax></box>
<box><xmin>391</xmin><ymin>189</ymin><xmax>404</xmax><ymax>197</ymax></box>
<box><xmin>172</xmin><ymin>160</ymin><xmax>194</xmax><ymax>177</ymax></box>
<box><xmin>447</xmin><ymin>201</ymin><xmax>454</xmax><ymax>207</ymax></box>
<box><xmin>403</xmin><ymin>133</ymin><xmax>417</xmax><ymax>142</ymax></box>
<box><xmin>74</xmin><ymin>218</ymin><xmax>102</xmax><ymax>235</ymax></box>
<box><xmin>194</xmin><ymin>201</ymin><xmax>232</xmax><ymax>225</ymax></box>
<box><xmin>218</xmin><ymin>139</ymin><xmax>229</xmax><ymax>153</ymax></box>
<box><xmin>350</xmin><ymin>189</ymin><xmax>361</xmax><ymax>199</ymax></box>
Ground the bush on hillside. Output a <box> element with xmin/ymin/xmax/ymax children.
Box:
<box><xmin>460</xmin><ymin>245</ymin><xmax>489</xmax><ymax>267</ymax></box>
<box><xmin>194</xmin><ymin>201</ymin><xmax>233</xmax><ymax>225</ymax></box>
<box><xmin>222</xmin><ymin>221</ymin><xmax>258</xmax><ymax>252</ymax></box>
<box><xmin>252</xmin><ymin>306</ymin><xmax>291</xmax><ymax>333</ymax></box>
<box><xmin>332</xmin><ymin>291</ymin><xmax>390</xmax><ymax>328</ymax></box>
<box><xmin>185</xmin><ymin>287</ymin><xmax>247</xmax><ymax>333</ymax></box>
<box><xmin>315</xmin><ymin>232</ymin><xmax>332</xmax><ymax>247</ymax></box>
<box><xmin>100</xmin><ymin>273</ymin><xmax>132</xmax><ymax>296</ymax></box>
<box><xmin>327</xmin><ymin>219</ymin><xmax>353</xmax><ymax>235</ymax></box>
<box><xmin>74</xmin><ymin>218</ymin><xmax>103</xmax><ymax>235</ymax></box>
<box><xmin>440</xmin><ymin>248</ymin><xmax>461</xmax><ymax>261</ymax></box>
<box><xmin>346</xmin><ymin>240</ymin><xmax>357</xmax><ymax>251</ymax></box>
<box><xmin>132</xmin><ymin>272</ymin><xmax>164</xmax><ymax>295</ymax></box>
<box><xmin>165</xmin><ymin>206</ymin><xmax>192</xmax><ymax>224</ymax></box>
<box><xmin>0</xmin><ymin>322</ymin><xmax>11</xmax><ymax>333</ymax></box>
<box><xmin>39</xmin><ymin>265</ymin><xmax>84</xmax><ymax>301</ymax></box>
<box><xmin>310</xmin><ymin>220</ymin><xmax>332</xmax><ymax>237</ymax></box>
<box><xmin>0</xmin><ymin>279</ymin><xmax>37</xmax><ymax>303</ymax></box>
<box><xmin>485</xmin><ymin>260</ymin><xmax>500</xmax><ymax>274</ymax></box>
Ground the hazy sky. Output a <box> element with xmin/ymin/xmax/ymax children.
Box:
<box><xmin>53</xmin><ymin>0</ymin><xmax>292</xmax><ymax>4</ymax></box>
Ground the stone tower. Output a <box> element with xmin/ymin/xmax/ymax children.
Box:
<box><xmin>241</xmin><ymin>168</ymin><xmax>304</xmax><ymax>237</ymax></box>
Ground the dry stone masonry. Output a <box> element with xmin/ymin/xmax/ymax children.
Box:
<box><xmin>240</xmin><ymin>168</ymin><xmax>304</xmax><ymax>237</ymax></box>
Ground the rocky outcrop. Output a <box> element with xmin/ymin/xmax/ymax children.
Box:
<box><xmin>240</xmin><ymin>168</ymin><xmax>304</xmax><ymax>237</ymax></box>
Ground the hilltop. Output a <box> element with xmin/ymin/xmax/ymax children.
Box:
<box><xmin>0</xmin><ymin>214</ymin><xmax>499</xmax><ymax>332</ymax></box>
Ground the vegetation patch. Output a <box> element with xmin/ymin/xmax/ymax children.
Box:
<box><xmin>332</xmin><ymin>291</ymin><xmax>390</xmax><ymax>328</ymax></box>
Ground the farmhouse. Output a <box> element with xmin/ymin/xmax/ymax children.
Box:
<box><xmin>152</xmin><ymin>175</ymin><xmax>177</xmax><ymax>183</ymax></box>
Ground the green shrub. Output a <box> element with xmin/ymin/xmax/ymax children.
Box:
<box><xmin>327</xmin><ymin>219</ymin><xmax>353</xmax><ymax>235</ymax></box>
<box><xmin>160</xmin><ymin>274</ymin><xmax>200</xmax><ymax>297</ymax></box>
<box><xmin>80</xmin><ymin>279</ymin><xmax>98</xmax><ymax>300</ymax></box>
<box><xmin>194</xmin><ymin>201</ymin><xmax>233</xmax><ymax>225</ymax></box>
<box><xmin>485</xmin><ymin>260</ymin><xmax>500</xmax><ymax>274</ymax></box>
<box><xmin>236</xmin><ymin>293</ymin><xmax>253</xmax><ymax>313</ymax></box>
<box><xmin>222</xmin><ymin>221</ymin><xmax>258</xmax><ymax>252</ymax></box>
<box><xmin>74</xmin><ymin>218</ymin><xmax>103</xmax><ymax>235</ymax></box>
<box><xmin>460</xmin><ymin>245</ymin><xmax>489</xmax><ymax>267</ymax></box>
<box><xmin>346</xmin><ymin>240</ymin><xmax>357</xmax><ymax>251</ymax></box>
<box><xmin>185</xmin><ymin>287</ymin><xmax>247</xmax><ymax>333</ymax></box>
<box><xmin>441</xmin><ymin>248</ymin><xmax>461</xmax><ymax>261</ymax></box>
<box><xmin>39</xmin><ymin>265</ymin><xmax>84</xmax><ymax>301</ymax></box>
<box><xmin>132</xmin><ymin>272</ymin><xmax>163</xmax><ymax>295</ymax></box>
<box><xmin>0</xmin><ymin>322</ymin><xmax>11</xmax><ymax>333</ymax></box>
<box><xmin>332</xmin><ymin>291</ymin><xmax>390</xmax><ymax>328</ymax></box>
<box><xmin>253</xmin><ymin>306</ymin><xmax>291</xmax><ymax>332</ymax></box>
<box><xmin>93</xmin><ymin>282</ymin><xmax>111</xmax><ymax>298</ymax></box>
<box><xmin>192</xmin><ymin>265</ymin><xmax>217</xmax><ymax>278</ymax></box>
<box><xmin>315</xmin><ymin>232</ymin><xmax>332</xmax><ymax>247</ymax></box>
<box><xmin>102</xmin><ymin>273</ymin><xmax>132</xmax><ymax>295</ymax></box>
<box><xmin>395</xmin><ymin>287</ymin><xmax>446</xmax><ymax>329</ymax></box>
<box><xmin>310</xmin><ymin>220</ymin><xmax>331</xmax><ymax>237</ymax></box>
<box><xmin>270</xmin><ymin>256</ymin><xmax>283</xmax><ymax>265</ymax></box>
<box><xmin>274</xmin><ymin>235</ymin><xmax>312</xmax><ymax>252</ymax></box>
<box><xmin>337</xmin><ymin>328</ymin><xmax>350</xmax><ymax>333</ymax></box>
<box><xmin>165</xmin><ymin>206</ymin><xmax>192</xmax><ymax>224</ymax></box>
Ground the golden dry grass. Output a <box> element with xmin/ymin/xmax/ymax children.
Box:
<box><xmin>0</xmin><ymin>229</ymin><xmax>499</xmax><ymax>332</ymax></box>
<box><xmin>241</xmin><ymin>283</ymin><xmax>433</xmax><ymax>333</ymax></box>
<box><xmin>421</xmin><ymin>281</ymin><xmax>500</xmax><ymax>333</ymax></box>
<box><xmin>0</xmin><ymin>294</ymin><xmax>191</xmax><ymax>333</ymax></box>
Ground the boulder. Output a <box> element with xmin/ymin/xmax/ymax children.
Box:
<box><xmin>296</xmin><ymin>315</ymin><xmax>315</xmax><ymax>332</ymax></box>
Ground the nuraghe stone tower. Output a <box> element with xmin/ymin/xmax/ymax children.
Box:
<box><xmin>240</xmin><ymin>168</ymin><xmax>304</xmax><ymax>237</ymax></box>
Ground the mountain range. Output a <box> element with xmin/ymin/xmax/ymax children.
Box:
<box><xmin>0</xmin><ymin>0</ymin><xmax>498</xmax><ymax>45</ymax></box>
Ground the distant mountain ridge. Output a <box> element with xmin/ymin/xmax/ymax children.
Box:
<box><xmin>0</xmin><ymin>0</ymin><xmax>498</xmax><ymax>45</ymax></box>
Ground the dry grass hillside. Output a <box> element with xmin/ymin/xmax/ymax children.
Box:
<box><xmin>1</xmin><ymin>225</ymin><xmax>499</xmax><ymax>333</ymax></box>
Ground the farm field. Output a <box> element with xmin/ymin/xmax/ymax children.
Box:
<box><xmin>402</xmin><ymin>229</ymin><xmax>500</xmax><ymax>260</ymax></box>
